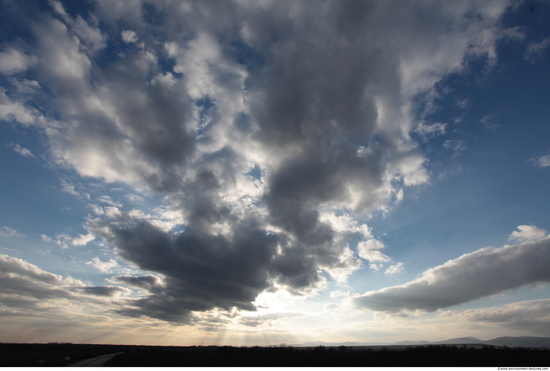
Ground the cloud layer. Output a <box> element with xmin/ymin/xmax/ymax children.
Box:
<box><xmin>355</xmin><ymin>227</ymin><xmax>550</xmax><ymax>313</ymax></box>
<box><xmin>0</xmin><ymin>0</ymin><xmax>516</xmax><ymax>322</ymax></box>
<box><xmin>0</xmin><ymin>254</ymin><xmax>128</xmax><ymax>317</ymax></box>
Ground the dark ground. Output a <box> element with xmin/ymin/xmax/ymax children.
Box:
<box><xmin>0</xmin><ymin>343</ymin><xmax>548</xmax><ymax>367</ymax></box>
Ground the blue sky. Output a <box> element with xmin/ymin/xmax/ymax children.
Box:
<box><xmin>1</xmin><ymin>0</ymin><xmax>550</xmax><ymax>346</ymax></box>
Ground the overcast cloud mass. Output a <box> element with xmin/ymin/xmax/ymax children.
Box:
<box><xmin>1</xmin><ymin>0</ymin><xmax>550</xmax><ymax>345</ymax></box>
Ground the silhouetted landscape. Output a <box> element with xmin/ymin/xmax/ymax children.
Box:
<box><xmin>1</xmin><ymin>337</ymin><xmax>549</xmax><ymax>367</ymax></box>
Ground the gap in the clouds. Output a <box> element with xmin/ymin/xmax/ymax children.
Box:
<box><xmin>0</xmin><ymin>116</ymin><xmax>171</xmax><ymax>284</ymax></box>
<box><xmin>223</xmin><ymin>37</ymin><xmax>266</xmax><ymax>72</ymax></box>
<box><xmin>0</xmin><ymin>1</ymin><xmax>46</xmax><ymax>44</ymax></box>
<box><xmin>0</xmin><ymin>127</ymin><xmax>80</xmax><ymax>237</ymax></box>
<box><xmin>92</xmin><ymin>35</ymin><xmax>129</xmax><ymax>71</ymax></box>
<box><xmin>56</xmin><ymin>0</ymin><xmax>95</xmax><ymax>20</ymax></box>
<box><xmin>246</xmin><ymin>164</ymin><xmax>262</xmax><ymax>180</ymax></box>
<box><xmin>195</xmin><ymin>96</ymin><xmax>215</xmax><ymax>134</ymax></box>
<box><xmin>501</xmin><ymin>0</ymin><xmax>550</xmax><ymax>41</ymax></box>
<box><xmin>142</xmin><ymin>2</ymin><xmax>165</xmax><ymax>31</ymax></box>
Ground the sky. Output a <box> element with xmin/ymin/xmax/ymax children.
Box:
<box><xmin>1</xmin><ymin>0</ymin><xmax>550</xmax><ymax>346</ymax></box>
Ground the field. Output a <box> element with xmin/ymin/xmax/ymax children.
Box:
<box><xmin>0</xmin><ymin>343</ymin><xmax>548</xmax><ymax>367</ymax></box>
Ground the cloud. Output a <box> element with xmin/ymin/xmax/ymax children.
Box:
<box><xmin>86</xmin><ymin>257</ymin><xmax>118</xmax><ymax>273</ymax></box>
<box><xmin>125</xmin><ymin>194</ymin><xmax>144</xmax><ymax>203</ymax></box>
<box><xmin>108</xmin><ymin>274</ymin><xmax>164</xmax><ymax>294</ymax></box>
<box><xmin>443</xmin><ymin>139</ymin><xmax>467</xmax><ymax>154</ymax></box>
<box><xmin>50</xmin><ymin>0</ymin><xmax>106</xmax><ymax>54</ymax></box>
<box><xmin>239</xmin><ymin>312</ymin><xmax>304</xmax><ymax>327</ymax></box>
<box><xmin>72</xmin><ymin>233</ymin><xmax>95</xmax><ymax>246</ymax></box>
<box><xmin>534</xmin><ymin>154</ymin><xmax>550</xmax><ymax>168</ymax></box>
<box><xmin>40</xmin><ymin>234</ymin><xmax>52</xmax><ymax>242</ymax></box>
<box><xmin>385</xmin><ymin>262</ymin><xmax>405</xmax><ymax>275</ymax></box>
<box><xmin>77</xmin><ymin>286</ymin><xmax>131</xmax><ymax>297</ymax></box>
<box><xmin>0</xmin><ymin>226</ymin><xmax>25</xmax><ymax>238</ymax></box>
<box><xmin>60</xmin><ymin>180</ymin><xmax>80</xmax><ymax>197</ymax></box>
<box><xmin>0</xmin><ymin>47</ymin><xmax>36</xmax><ymax>75</ymax></box>
<box><xmin>3</xmin><ymin>0</ymin><xmax>516</xmax><ymax>322</ymax></box>
<box><xmin>0</xmin><ymin>254</ymin><xmax>127</xmax><ymax>311</ymax></box>
<box><xmin>415</xmin><ymin>122</ymin><xmax>447</xmax><ymax>138</ymax></box>
<box><xmin>525</xmin><ymin>37</ymin><xmax>550</xmax><ymax>63</ymax></box>
<box><xmin>121</xmin><ymin>30</ymin><xmax>139</xmax><ymax>44</ymax></box>
<box><xmin>10</xmin><ymin>143</ymin><xmax>35</xmax><ymax>158</ymax></box>
<box><xmin>97</xmin><ymin>195</ymin><xmax>122</xmax><ymax>207</ymax></box>
<box><xmin>53</xmin><ymin>233</ymin><xmax>71</xmax><ymax>249</ymax></box>
<box><xmin>508</xmin><ymin>225</ymin><xmax>548</xmax><ymax>243</ymax></box>
<box><xmin>0</xmin><ymin>254</ymin><xmax>77</xmax><ymax>302</ymax></box>
<box><xmin>355</xmin><ymin>226</ymin><xmax>550</xmax><ymax>313</ymax></box>
<box><xmin>480</xmin><ymin>114</ymin><xmax>499</xmax><ymax>130</ymax></box>
<box><xmin>449</xmin><ymin>299</ymin><xmax>550</xmax><ymax>336</ymax></box>
<box><xmin>0</xmin><ymin>88</ymin><xmax>51</xmax><ymax>127</ymax></box>
<box><xmin>90</xmin><ymin>214</ymin><xmax>282</xmax><ymax>322</ymax></box>
<box><xmin>357</xmin><ymin>239</ymin><xmax>391</xmax><ymax>264</ymax></box>
<box><xmin>0</xmin><ymin>252</ymin><xmax>142</xmax><ymax>340</ymax></box>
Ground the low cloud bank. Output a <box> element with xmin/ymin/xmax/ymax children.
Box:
<box><xmin>355</xmin><ymin>226</ymin><xmax>550</xmax><ymax>313</ymax></box>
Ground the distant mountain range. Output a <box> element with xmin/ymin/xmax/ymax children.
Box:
<box><xmin>293</xmin><ymin>336</ymin><xmax>550</xmax><ymax>348</ymax></box>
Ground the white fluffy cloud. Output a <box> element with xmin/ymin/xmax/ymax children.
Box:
<box><xmin>535</xmin><ymin>154</ymin><xmax>550</xmax><ymax>168</ymax></box>
<box><xmin>357</xmin><ymin>239</ymin><xmax>391</xmax><ymax>263</ymax></box>
<box><xmin>86</xmin><ymin>257</ymin><xmax>118</xmax><ymax>272</ymax></box>
<box><xmin>508</xmin><ymin>225</ymin><xmax>548</xmax><ymax>243</ymax></box>
<box><xmin>72</xmin><ymin>233</ymin><xmax>96</xmax><ymax>247</ymax></box>
<box><xmin>355</xmin><ymin>226</ymin><xmax>550</xmax><ymax>313</ymax></box>
<box><xmin>121</xmin><ymin>30</ymin><xmax>139</xmax><ymax>44</ymax></box>
<box><xmin>385</xmin><ymin>262</ymin><xmax>405</xmax><ymax>276</ymax></box>
<box><xmin>0</xmin><ymin>48</ymin><xmax>36</xmax><ymax>75</ymax></box>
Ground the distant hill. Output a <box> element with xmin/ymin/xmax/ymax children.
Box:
<box><xmin>292</xmin><ymin>336</ymin><xmax>550</xmax><ymax>348</ymax></box>
<box><xmin>433</xmin><ymin>337</ymin><xmax>483</xmax><ymax>345</ymax></box>
<box><xmin>485</xmin><ymin>337</ymin><xmax>550</xmax><ymax>348</ymax></box>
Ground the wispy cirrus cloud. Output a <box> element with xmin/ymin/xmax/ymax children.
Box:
<box><xmin>0</xmin><ymin>226</ymin><xmax>25</xmax><ymax>238</ymax></box>
<box><xmin>10</xmin><ymin>143</ymin><xmax>35</xmax><ymax>158</ymax></box>
<box><xmin>525</xmin><ymin>37</ymin><xmax>550</xmax><ymax>63</ymax></box>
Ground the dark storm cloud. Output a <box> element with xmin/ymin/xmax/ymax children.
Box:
<box><xmin>93</xmin><ymin>215</ymin><xmax>280</xmax><ymax>322</ymax></box>
<box><xmin>1</xmin><ymin>0</ymin><xmax>515</xmax><ymax>322</ymax></box>
<box><xmin>355</xmin><ymin>235</ymin><xmax>550</xmax><ymax>313</ymax></box>
<box><xmin>109</xmin><ymin>275</ymin><xmax>164</xmax><ymax>293</ymax></box>
<box><xmin>92</xmin><ymin>57</ymin><xmax>196</xmax><ymax>191</ymax></box>
<box><xmin>77</xmin><ymin>286</ymin><xmax>130</xmax><ymax>297</ymax></box>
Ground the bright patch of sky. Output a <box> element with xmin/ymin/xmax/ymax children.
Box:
<box><xmin>1</xmin><ymin>0</ymin><xmax>550</xmax><ymax>346</ymax></box>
